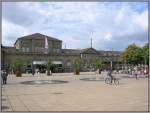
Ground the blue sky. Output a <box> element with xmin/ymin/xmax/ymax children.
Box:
<box><xmin>2</xmin><ymin>2</ymin><xmax>148</xmax><ymax>51</ymax></box>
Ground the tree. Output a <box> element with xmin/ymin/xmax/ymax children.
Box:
<box><xmin>47</xmin><ymin>59</ymin><xmax>53</xmax><ymax>76</ymax></box>
<box><xmin>142</xmin><ymin>43</ymin><xmax>149</xmax><ymax>65</ymax></box>
<box><xmin>94</xmin><ymin>60</ymin><xmax>105</xmax><ymax>74</ymax></box>
<box><xmin>72</xmin><ymin>58</ymin><xmax>82</xmax><ymax>75</ymax></box>
<box><xmin>120</xmin><ymin>43</ymin><xmax>143</xmax><ymax>65</ymax></box>
<box><xmin>13</xmin><ymin>59</ymin><xmax>24</xmax><ymax>77</ymax></box>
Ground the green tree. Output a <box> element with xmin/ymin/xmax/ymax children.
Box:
<box><xmin>94</xmin><ymin>60</ymin><xmax>105</xmax><ymax>74</ymax></box>
<box><xmin>142</xmin><ymin>43</ymin><xmax>149</xmax><ymax>65</ymax></box>
<box><xmin>47</xmin><ymin>59</ymin><xmax>53</xmax><ymax>76</ymax></box>
<box><xmin>13</xmin><ymin>59</ymin><xmax>24</xmax><ymax>77</ymax></box>
<box><xmin>72</xmin><ymin>58</ymin><xmax>82</xmax><ymax>75</ymax></box>
<box><xmin>120</xmin><ymin>43</ymin><xmax>143</xmax><ymax>65</ymax></box>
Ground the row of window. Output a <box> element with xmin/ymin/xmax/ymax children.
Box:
<box><xmin>20</xmin><ymin>40</ymin><xmax>61</xmax><ymax>48</ymax></box>
<box><xmin>22</xmin><ymin>47</ymin><xmax>30</xmax><ymax>52</ymax></box>
<box><xmin>21</xmin><ymin>47</ymin><xmax>60</xmax><ymax>53</ymax></box>
<box><xmin>81</xmin><ymin>54</ymin><xmax>118</xmax><ymax>61</ymax></box>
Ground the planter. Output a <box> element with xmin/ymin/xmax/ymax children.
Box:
<box><xmin>74</xmin><ymin>70</ymin><xmax>80</xmax><ymax>75</ymax></box>
<box><xmin>16</xmin><ymin>71</ymin><xmax>22</xmax><ymax>77</ymax></box>
<box><xmin>47</xmin><ymin>74</ymin><xmax>52</xmax><ymax>76</ymax></box>
<box><xmin>47</xmin><ymin>70</ymin><xmax>52</xmax><ymax>76</ymax></box>
<box><xmin>98</xmin><ymin>69</ymin><xmax>102</xmax><ymax>74</ymax></box>
<box><xmin>99</xmin><ymin>71</ymin><xmax>101</xmax><ymax>74</ymax></box>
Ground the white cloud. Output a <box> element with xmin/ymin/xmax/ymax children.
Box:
<box><xmin>133</xmin><ymin>10</ymin><xmax>148</xmax><ymax>31</ymax></box>
<box><xmin>2</xmin><ymin>2</ymin><xmax>148</xmax><ymax>50</ymax></box>
<box><xmin>2</xmin><ymin>19</ymin><xmax>29</xmax><ymax>45</ymax></box>
<box><xmin>104</xmin><ymin>33</ymin><xmax>112</xmax><ymax>41</ymax></box>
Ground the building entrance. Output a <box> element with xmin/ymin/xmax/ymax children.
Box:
<box><xmin>52</xmin><ymin>61</ymin><xmax>63</xmax><ymax>73</ymax></box>
<box><xmin>34</xmin><ymin>64</ymin><xmax>46</xmax><ymax>73</ymax></box>
<box><xmin>32</xmin><ymin>60</ymin><xmax>63</xmax><ymax>73</ymax></box>
<box><xmin>33</xmin><ymin>61</ymin><xmax>47</xmax><ymax>73</ymax></box>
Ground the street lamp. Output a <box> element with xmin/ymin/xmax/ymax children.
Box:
<box><xmin>124</xmin><ymin>60</ymin><xmax>128</xmax><ymax>74</ymax></box>
<box><xmin>110</xmin><ymin>49</ymin><xmax>113</xmax><ymax>70</ymax></box>
<box><xmin>110</xmin><ymin>59</ymin><xmax>112</xmax><ymax>70</ymax></box>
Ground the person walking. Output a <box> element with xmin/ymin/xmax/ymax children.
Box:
<box><xmin>1</xmin><ymin>70</ymin><xmax>4</xmax><ymax>84</ymax></box>
<box><xmin>1</xmin><ymin>70</ymin><xmax>8</xmax><ymax>84</ymax></box>
<box><xmin>107</xmin><ymin>69</ymin><xmax>113</xmax><ymax>84</ymax></box>
<box><xmin>135</xmin><ymin>70</ymin><xmax>138</xmax><ymax>80</ymax></box>
<box><xmin>32</xmin><ymin>69</ymin><xmax>35</xmax><ymax>76</ymax></box>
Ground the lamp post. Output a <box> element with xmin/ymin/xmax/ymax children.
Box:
<box><xmin>110</xmin><ymin>49</ymin><xmax>113</xmax><ymax>71</ymax></box>
<box><xmin>110</xmin><ymin>60</ymin><xmax>112</xmax><ymax>70</ymax></box>
<box><xmin>31</xmin><ymin>58</ymin><xmax>34</xmax><ymax>75</ymax></box>
<box><xmin>144</xmin><ymin>56</ymin><xmax>147</xmax><ymax>68</ymax></box>
<box><xmin>124</xmin><ymin>60</ymin><xmax>127</xmax><ymax>74</ymax></box>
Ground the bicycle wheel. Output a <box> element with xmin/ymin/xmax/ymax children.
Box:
<box><xmin>105</xmin><ymin>78</ymin><xmax>111</xmax><ymax>84</ymax></box>
<box><xmin>114</xmin><ymin>78</ymin><xmax>119</xmax><ymax>85</ymax></box>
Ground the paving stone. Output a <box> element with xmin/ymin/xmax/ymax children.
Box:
<box><xmin>12</xmin><ymin>106</ymin><xmax>28</xmax><ymax>111</ymax></box>
<box><xmin>2</xmin><ymin>73</ymin><xmax>148</xmax><ymax>111</ymax></box>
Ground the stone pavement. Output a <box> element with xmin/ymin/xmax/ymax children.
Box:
<box><xmin>1</xmin><ymin>72</ymin><xmax>148</xmax><ymax>111</ymax></box>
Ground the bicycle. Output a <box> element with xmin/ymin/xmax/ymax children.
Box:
<box><xmin>105</xmin><ymin>77</ymin><xmax>119</xmax><ymax>85</ymax></box>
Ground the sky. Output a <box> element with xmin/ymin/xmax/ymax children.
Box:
<box><xmin>2</xmin><ymin>2</ymin><xmax>148</xmax><ymax>51</ymax></box>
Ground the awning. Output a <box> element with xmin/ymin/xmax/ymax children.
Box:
<box><xmin>52</xmin><ymin>61</ymin><xmax>62</xmax><ymax>65</ymax></box>
<box><xmin>33</xmin><ymin>61</ymin><xmax>62</xmax><ymax>65</ymax></box>
<box><xmin>33</xmin><ymin>61</ymin><xmax>47</xmax><ymax>65</ymax></box>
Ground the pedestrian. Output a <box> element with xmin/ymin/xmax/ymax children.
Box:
<box><xmin>1</xmin><ymin>70</ymin><xmax>4</xmax><ymax>84</ymax></box>
<box><xmin>1</xmin><ymin>70</ymin><xmax>8</xmax><ymax>84</ymax></box>
<box><xmin>135</xmin><ymin>71</ymin><xmax>138</xmax><ymax>80</ymax></box>
<box><xmin>32</xmin><ymin>69</ymin><xmax>35</xmax><ymax>76</ymax></box>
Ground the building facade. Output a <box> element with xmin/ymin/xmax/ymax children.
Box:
<box><xmin>1</xmin><ymin>33</ymin><xmax>122</xmax><ymax>73</ymax></box>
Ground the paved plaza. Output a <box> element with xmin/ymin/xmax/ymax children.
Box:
<box><xmin>1</xmin><ymin>72</ymin><xmax>148</xmax><ymax>111</ymax></box>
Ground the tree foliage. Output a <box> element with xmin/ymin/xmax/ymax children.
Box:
<box><xmin>94</xmin><ymin>60</ymin><xmax>105</xmax><ymax>70</ymax></box>
<box><xmin>13</xmin><ymin>59</ymin><xmax>24</xmax><ymax>70</ymax></box>
<box><xmin>120</xmin><ymin>43</ymin><xmax>148</xmax><ymax>65</ymax></box>
<box><xmin>13</xmin><ymin>59</ymin><xmax>25</xmax><ymax>77</ymax></box>
<box><xmin>142</xmin><ymin>43</ymin><xmax>149</xmax><ymax>65</ymax></box>
<box><xmin>47</xmin><ymin>59</ymin><xmax>53</xmax><ymax>70</ymax></box>
<box><xmin>47</xmin><ymin>59</ymin><xmax>54</xmax><ymax>75</ymax></box>
<box><xmin>94</xmin><ymin>60</ymin><xmax>105</xmax><ymax>74</ymax></box>
<box><xmin>72</xmin><ymin>58</ymin><xmax>82</xmax><ymax>70</ymax></box>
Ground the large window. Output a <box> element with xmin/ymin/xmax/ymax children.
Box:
<box><xmin>67</xmin><ymin>62</ymin><xmax>71</xmax><ymax>67</ymax></box>
<box><xmin>26</xmin><ymin>48</ymin><xmax>29</xmax><ymax>52</ymax></box>
<box><xmin>53</xmin><ymin>49</ymin><xmax>56</xmax><ymax>53</ymax></box>
<box><xmin>21</xmin><ymin>47</ymin><xmax>30</xmax><ymax>52</ymax></box>
<box><xmin>56</xmin><ymin>49</ymin><xmax>60</xmax><ymax>53</ymax></box>
<box><xmin>34</xmin><ymin>47</ymin><xmax>45</xmax><ymax>53</ymax></box>
<box><xmin>22</xmin><ymin>47</ymin><xmax>25</xmax><ymax>52</ymax></box>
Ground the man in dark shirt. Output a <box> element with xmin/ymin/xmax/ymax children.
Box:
<box><xmin>1</xmin><ymin>70</ymin><xmax>8</xmax><ymax>84</ymax></box>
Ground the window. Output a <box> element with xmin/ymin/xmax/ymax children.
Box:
<box><xmin>53</xmin><ymin>49</ymin><xmax>56</xmax><ymax>53</ymax></box>
<box><xmin>84</xmin><ymin>54</ymin><xmax>87</xmax><ymax>58</ymax></box>
<box><xmin>67</xmin><ymin>62</ymin><xmax>71</xmax><ymax>67</ymax></box>
<box><xmin>26</xmin><ymin>48</ymin><xmax>29</xmax><ymax>52</ymax></box>
<box><xmin>22</xmin><ymin>47</ymin><xmax>25</xmax><ymax>52</ymax></box>
<box><xmin>80</xmin><ymin>54</ymin><xmax>83</xmax><ymax>58</ymax></box>
<box><xmin>56</xmin><ymin>49</ymin><xmax>60</xmax><ymax>53</ymax></box>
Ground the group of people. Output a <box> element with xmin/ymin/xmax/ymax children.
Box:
<box><xmin>1</xmin><ymin>67</ymin><xmax>148</xmax><ymax>85</ymax></box>
<box><xmin>1</xmin><ymin>70</ymin><xmax>8</xmax><ymax>84</ymax></box>
<box><xmin>107</xmin><ymin>67</ymin><xmax>147</xmax><ymax>83</ymax></box>
<box><xmin>31</xmin><ymin>69</ymin><xmax>52</xmax><ymax>76</ymax></box>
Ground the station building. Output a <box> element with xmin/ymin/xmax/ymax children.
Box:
<box><xmin>1</xmin><ymin>33</ymin><xmax>122</xmax><ymax>73</ymax></box>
